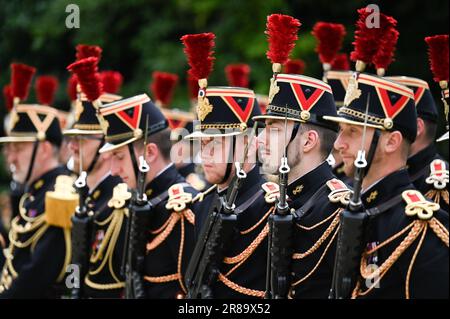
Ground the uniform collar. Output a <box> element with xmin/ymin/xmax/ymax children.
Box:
<box><xmin>287</xmin><ymin>161</ymin><xmax>334</xmax><ymax>204</ymax></box>
<box><xmin>361</xmin><ymin>169</ymin><xmax>413</xmax><ymax>209</ymax></box>
<box><xmin>88</xmin><ymin>174</ymin><xmax>122</xmax><ymax>203</ymax></box>
<box><xmin>145</xmin><ymin>163</ymin><xmax>181</xmax><ymax>198</ymax></box>
<box><xmin>26</xmin><ymin>165</ymin><xmax>66</xmax><ymax>195</ymax></box>
<box><xmin>407</xmin><ymin>144</ymin><xmax>438</xmax><ymax>177</ymax></box>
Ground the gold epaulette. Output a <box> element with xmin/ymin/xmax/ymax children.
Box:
<box><xmin>402</xmin><ymin>190</ymin><xmax>440</xmax><ymax>220</ymax></box>
<box><xmin>261</xmin><ymin>182</ymin><xmax>280</xmax><ymax>204</ymax></box>
<box><xmin>166</xmin><ymin>183</ymin><xmax>193</xmax><ymax>212</ymax></box>
<box><xmin>192</xmin><ymin>184</ymin><xmax>217</xmax><ymax>203</ymax></box>
<box><xmin>426</xmin><ymin>159</ymin><xmax>449</xmax><ymax>190</ymax></box>
<box><xmin>326</xmin><ymin>178</ymin><xmax>351</xmax><ymax>205</ymax></box>
<box><xmin>108</xmin><ymin>183</ymin><xmax>132</xmax><ymax>209</ymax></box>
<box><xmin>44</xmin><ymin>175</ymin><xmax>78</xmax><ymax>228</ymax></box>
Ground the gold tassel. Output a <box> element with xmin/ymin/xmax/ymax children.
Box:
<box><xmin>44</xmin><ymin>176</ymin><xmax>79</xmax><ymax>228</ymax></box>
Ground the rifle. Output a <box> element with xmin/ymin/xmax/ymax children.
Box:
<box><xmin>123</xmin><ymin>117</ymin><xmax>151</xmax><ymax>299</ymax></box>
<box><xmin>265</xmin><ymin>109</ymin><xmax>294</xmax><ymax>299</ymax></box>
<box><xmin>70</xmin><ymin>139</ymin><xmax>93</xmax><ymax>299</ymax></box>
<box><xmin>329</xmin><ymin>93</ymin><xmax>375</xmax><ymax>299</ymax></box>
<box><xmin>185</xmin><ymin>124</ymin><xmax>257</xmax><ymax>298</ymax></box>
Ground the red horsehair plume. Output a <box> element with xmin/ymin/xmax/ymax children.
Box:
<box><xmin>67</xmin><ymin>57</ymin><xmax>103</xmax><ymax>102</ymax></box>
<box><xmin>76</xmin><ymin>44</ymin><xmax>102</xmax><ymax>61</ymax></box>
<box><xmin>312</xmin><ymin>22</ymin><xmax>346</xmax><ymax>69</ymax></box>
<box><xmin>3</xmin><ymin>85</ymin><xmax>13</xmax><ymax>111</ymax></box>
<box><xmin>331</xmin><ymin>53</ymin><xmax>351</xmax><ymax>71</ymax></box>
<box><xmin>425</xmin><ymin>35</ymin><xmax>449</xmax><ymax>85</ymax></box>
<box><xmin>100</xmin><ymin>71</ymin><xmax>123</xmax><ymax>94</ymax></box>
<box><xmin>67</xmin><ymin>74</ymin><xmax>78</xmax><ymax>101</ymax></box>
<box><xmin>35</xmin><ymin>76</ymin><xmax>59</xmax><ymax>106</ymax></box>
<box><xmin>373</xmin><ymin>27</ymin><xmax>399</xmax><ymax>76</ymax></box>
<box><xmin>265</xmin><ymin>14</ymin><xmax>301</xmax><ymax>70</ymax></box>
<box><xmin>181</xmin><ymin>33</ymin><xmax>216</xmax><ymax>87</ymax></box>
<box><xmin>187</xmin><ymin>72</ymin><xmax>199</xmax><ymax>101</ymax></box>
<box><xmin>350</xmin><ymin>8</ymin><xmax>397</xmax><ymax>71</ymax></box>
<box><xmin>225</xmin><ymin>64</ymin><xmax>251</xmax><ymax>88</ymax></box>
<box><xmin>150</xmin><ymin>71</ymin><xmax>179</xmax><ymax>107</ymax></box>
<box><xmin>11</xmin><ymin>63</ymin><xmax>36</xmax><ymax>101</ymax></box>
<box><xmin>284</xmin><ymin>59</ymin><xmax>306</xmax><ymax>74</ymax></box>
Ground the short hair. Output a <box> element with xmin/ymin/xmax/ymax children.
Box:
<box><xmin>298</xmin><ymin>123</ymin><xmax>337</xmax><ymax>159</ymax></box>
<box><xmin>422</xmin><ymin>118</ymin><xmax>438</xmax><ymax>143</ymax></box>
<box><xmin>134</xmin><ymin>128</ymin><xmax>172</xmax><ymax>160</ymax></box>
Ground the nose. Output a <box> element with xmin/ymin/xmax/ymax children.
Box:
<box><xmin>334</xmin><ymin>131</ymin><xmax>346</xmax><ymax>152</ymax></box>
<box><xmin>110</xmin><ymin>157</ymin><xmax>121</xmax><ymax>177</ymax></box>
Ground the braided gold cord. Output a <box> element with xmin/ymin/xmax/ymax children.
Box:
<box><xmin>217</xmin><ymin>273</ymin><xmax>265</xmax><ymax>298</ymax></box>
<box><xmin>90</xmin><ymin>209</ymin><xmax>120</xmax><ymax>264</ymax></box>
<box><xmin>9</xmin><ymin>222</ymin><xmax>48</xmax><ymax>249</ymax></box>
<box><xmin>291</xmin><ymin>224</ymin><xmax>340</xmax><ymax>287</ymax></box>
<box><xmin>146</xmin><ymin>214</ymin><xmax>180</xmax><ymax>251</ymax></box>
<box><xmin>365</xmin><ymin>222</ymin><xmax>415</xmax><ymax>255</ymax></box>
<box><xmin>425</xmin><ymin>189</ymin><xmax>449</xmax><ymax>205</ymax></box>
<box><xmin>10</xmin><ymin>214</ymin><xmax>46</xmax><ymax>235</ymax></box>
<box><xmin>428</xmin><ymin>218</ymin><xmax>449</xmax><ymax>247</ymax></box>
<box><xmin>405</xmin><ymin>222</ymin><xmax>428</xmax><ymax>299</ymax></box>
<box><xmin>183</xmin><ymin>209</ymin><xmax>195</xmax><ymax>225</ymax></box>
<box><xmin>150</xmin><ymin>215</ymin><xmax>173</xmax><ymax>235</ymax></box>
<box><xmin>94</xmin><ymin>210</ymin><xmax>116</xmax><ymax>226</ymax></box>
<box><xmin>144</xmin><ymin>273</ymin><xmax>180</xmax><ymax>283</ymax></box>
<box><xmin>296</xmin><ymin>208</ymin><xmax>341</xmax><ymax>231</ymax></box>
<box><xmin>354</xmin><ymin>221</ymin><xmax>425</xmax><ymax>297</ymax></box>
<box><xmin>240</xmin><ymin>207</ymin><xmax>274</xmax><ymax>235</ymax></box>
<box><xmin>223</xmin><ymin>224</ymin><xmax>269</xmax><ymax>265</ymax></box>
<box><xmin>293</xmin><ymin>212</ymin><xmax>340</xmax><ymax>259</ymax></box>
<box><xmin>177</xmin><ymin>215</ymin><xmax>187</xmax><ymax>294</ymax></box>
<box><xmin>84</xmin><ymin>276</ymin><xmax>125</xmax><ymax>290</ymax></box>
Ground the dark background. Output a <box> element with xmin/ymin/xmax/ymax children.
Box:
<box><xmin>0</xmin><ymin>0</ymin><xmax>449</xmax><ymax>183</ymax></box>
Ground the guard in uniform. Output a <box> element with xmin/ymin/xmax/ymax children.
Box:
<box><xmin>150</xmin><ymin>71</ymin><xmax>206</xmax><ymax>191</ymax></box>
<box><xmin>181</xmin><ymin>31</ymin><xmax>273</xmax><ymax>298</ymax></box>
<box><xmin>98</xmin><ymin>93</ymin><xmax>200</xmax><ymax>298</ymax></box>
<box><xmin>324</xmin><ymin>70</ymin><xmax>449</xmax><ymax>298</ymax></box>
<box><xmin>253</xmin><ymin>60</ymin><xmax>351</xmax><ymax>298</ymax></box>
<box><xmin>0</xmin><ymin>100</ymin><xmax>77</xmax><ymax>298</ymax></box>
<box><xmin>63</xmin><ymin>75</ymin><xmax>124</xmax><ymax>298</ymax></box>
<box><xmin>385</xmin><ymin>76</ymin><xmax>448</xmax><ymax>213</ymax></box>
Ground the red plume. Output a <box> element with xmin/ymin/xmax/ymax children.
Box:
<box><xmin>35</xmin><ymin>76</ymin><xmax>59</xmax><ymax>105</ymax></box>
<box><xmin>100</xmin><ymin>71</ymin><xmax>123</xmax><ymax>94</ymax></box>
<box><xmin>3</xmin><ymin>85</ymin><xmax>13</xmax><ymax>111</ymax></box>
<box><xmin>11</xmin><ymin>63</ymin><xmax>36</xmax><ymax>101</ymax></box>
<box><xmin>350</xmin><ymin>8</ymin><xmax>397</xmax><ymax>66</ymax></box>
<box><xmin>312</xmin><ymin>22</ymin><xmax>346</xmax><ymax>64</ymax></box>
<box><xmin>331</xmin><ymin>53</ymin><xmax>351</xmax><ymax>71</ymax></box>
<box><xmin>67</xmin><ymin>74</ymin><xmax>78</xmax><ymax>101</ymax></box>
<box><xmin>150</xmin><ymin>71</ymin><xmax>179</xmax><ymax>106</ymax></box>
<box><xmin>76</xmin><ymin>44</ymin><xmax>102</xmax><ymax>61</ymax></box>
<box><xmin>284</xmin><ymin>59</ymin><xmax>306</xmax><ymax>74</ymax></box>
<box><xmin>425</xmin><ymin>35</ymin><xmax>449</xmax><ymax>83</ymax></box>
<box><xmin>187</xmin><ymin>72</ymin><xmax>199</xmax><ymax>100</ymax></box>
<box><xmin>373</xmin><ymin>27</ymin><xmax>399</xmax><ymax>73</ymax></box>
<box><xmin>225</xmin><ymin>64</ymin><xmax>251</xmax><ymax>88</ymax></box>
<box><xmin>181</xmin><ymin>33</ymin><xmax>216</xmax><ymax>82</ymax></box>
<box><xmin>265</xmin><ymin>14</ymin><xmax>301</xmax><ymax>64</ymax></box>
<box><xmin>67</xmin><ymin>57</ymin><xmax>103</xmax><ymax>102</ymax></box>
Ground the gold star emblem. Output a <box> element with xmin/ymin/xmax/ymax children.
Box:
<box><xmin>197</xmin><ymin>96</ymin><xmax>213</xmax><ymax>121</ymax></box>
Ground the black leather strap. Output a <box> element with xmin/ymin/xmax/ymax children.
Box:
<box><xmin>234</xmin><ymin>189</ymin><xmax>265</xmax><ymax>215</ymax></box>
<box><xmin>86</xmin><ymin>137</ymin><xmax>105</xmax><ymax>174</ymax></box>
<box><xmin>219</xmin><ymin>137</ymin><xmax>236</xmax><ymax>185</ymax></box>
<box><xmin>366</xmin><ymin>194</ymin><xmax>403</xmax><ymax>218</ymax></box>
<box><xmin>24</xmin><ymin>141</ymin><xmax>39</xmax><ymax>185</ymax></box>
<box><xmin>128</xmin><ymin>143</ymin><xmax>140</xmax><ymax>186</ymax></box>
<box><xmin>292</xmin><ymin>183</ymin><xmax>329</xmax><ymax>220</ymax></box>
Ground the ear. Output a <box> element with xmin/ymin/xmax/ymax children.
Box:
<box><xmin>416</xmin><ymin>118</ymin><xmax>425</xmax><ymax>139</ymax></box>
<box><xmin>302</xmin><ymin>129</ymin><xmax>319</xmax><ymax>153</ymax></box>
<box><xmin>146</xmin><ymin>143</ymin><xmax>159</xmax><ymax>163</ymax></box>
<box><xmin>384</xmin><ymin>131</ymin><xmax>403</xmax><ymax>154</ymax></box>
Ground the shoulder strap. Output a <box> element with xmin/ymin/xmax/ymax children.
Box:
<box><xmin>292</xmin><ymin>184</ymin><xmax>329</xmax><ymax>220</ymax></box>
<box><xmin>149</xmin><ymin>182</ymin><xmax>191</xmax><ymax>207</ymax></box>
<box><xmin>234</xmin><ymin>189</ymin><xmax>265</xmax><ymax>215</ymax></box>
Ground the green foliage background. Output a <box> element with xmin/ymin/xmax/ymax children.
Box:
<box><xmin>0</xmin><ymin>0</ymin><xmax>448</xmax><ymax>184</ymax></box>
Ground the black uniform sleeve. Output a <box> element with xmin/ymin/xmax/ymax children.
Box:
<box><xmin>0</xmin><ymin>226</ymin><xmax>66</xmax><ymax>299</ymax></box>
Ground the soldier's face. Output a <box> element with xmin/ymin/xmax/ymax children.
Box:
<box><xmin>68</xmin><ymin>135</ymin><xmax>103</xmax><ymax>173</ymax></box>
<box><xmin>334</xmin><ymin>123</ymin><xmax>375</xmax><ymax>178</ymax></box>
<box><xmin>110</xmin><ymin>144</ymin><xmax>140</xmax><ymax>189</ymax></box>
<box><xmin>200</xmin><ymin>136</ymin><xmax>232</xmax><ymax>184</ymax></box>
<box><xmin>4</xmin><ymin>142</ymin><xmax>34</xmax><ymax>183</ymax></box>
<box><xmin>258</xmin><ymin>119</ymin><xmax>295</xmax><ymax>175</ymax></box>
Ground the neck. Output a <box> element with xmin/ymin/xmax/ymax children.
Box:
<box><xmin>86</xmin><ymin>160</ymin><xmax>111</xmax><ymax>190</ymax></box>
<box><xmin>288</xmin><ymin>152</ymin><xmax>323</xmax><ymax>185</ymax></box>
<box><xmin>28</xmin><ymin>158</ymin><xmax>59</xmax><ymax>186</ymax></box>
<box><xmin>362</xmin><ymin>157</ymin><xmax>405</xmax><ymax>190</ymax></box>
<box><xmin>410</xmin><ymin>139</ymin><xmax>431</xmax><ymax>157</ymax></box>
<box><xmin>145</xmin><ymin>159</ymin><xmax>171</xmax><ymax>185</ymax></box>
